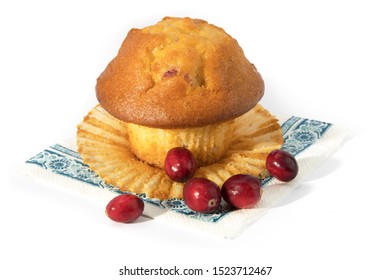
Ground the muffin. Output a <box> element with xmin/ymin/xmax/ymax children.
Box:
<box><xmin>96</xmin><ymin>17</ymin><xmax>264</xmax><ymax>167</ymax></box>
<box><xmin>77</xmin><ymin>17</ymin><xmax>283</xmax><ymax>199</ymax></box>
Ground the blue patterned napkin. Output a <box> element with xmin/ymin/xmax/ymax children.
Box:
<box><xmin>23</xmin><ymin>116</ymin><xmax>347</xmax><ymax>239</ymax></box>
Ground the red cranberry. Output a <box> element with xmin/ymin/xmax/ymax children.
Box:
<box><xmin>164</xmin><ymin>147</ymin><xmax>196</xmax><ymax>182</ymax></box>
<box><xmin>106</xmin><ymin>194</ymin><xmax>144</xmax><ymax>223</ymax></box>
<box><xmin>266</xmin><ymin>149</ymin><xmax>298</xmax><ymax>182</ymax></box>
<box><xmin>162</xmin><ymin>68</ymin><xmax>178</xmax><ymax>78</ymax></box>
<box><xmin>221</xmin><ymin>174</ymin><xmax>262</xmax><ymax>209</ymax></box>
<box><xmin>183</xmin><ymin>178</ymin><xmax>221</xmax><ymax>213</ymax></box>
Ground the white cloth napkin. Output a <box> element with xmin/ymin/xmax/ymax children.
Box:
<box><xmin>22</xmin><ymin>116</ymin><xmax>348</xmax><ymax>239</ymax></box>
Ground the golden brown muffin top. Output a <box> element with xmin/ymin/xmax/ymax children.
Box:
<box><xmin>96</xmin><ymin>17</ymin><xmax>264</xmax><ymax>128</ymax></box>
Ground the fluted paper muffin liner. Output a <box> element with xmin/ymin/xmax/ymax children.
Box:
<box><xmin>77</xmin><ymin>104</ymin><xmax>283</xmax><ymax>200</ymax></box>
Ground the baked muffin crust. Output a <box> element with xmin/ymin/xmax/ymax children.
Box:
<box><xmin>96</xmin><ymin>17</ymin><xmax>264</xmax><ymax>128</ymax></box>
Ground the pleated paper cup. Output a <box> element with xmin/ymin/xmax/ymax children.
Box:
<box><xmin>77</xmin><ymin>104</ymin><xmax>283</xmax><ymax>200</ymax></box>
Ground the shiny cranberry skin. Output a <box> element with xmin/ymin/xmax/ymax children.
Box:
<box><xmin>183</xmin><ymin>178</ymin><xmax>221</xmax><ymax>213</ymax></box>
<box><xmin>106</xmin><ymin>194</ymin><xmax>144</xmax><ymax>223</ymax></box>
<box><xmin>266</xmin><ymin>149</ymin><xmax>298</xmax><ymax>182</ymax></box>
<box><xmin>164</xmin><ymin>147</ymin><xmax>197</xmax><ymax>182</ymax></box>
<box><xmin>221</xmin><ymin>174</ymin><xmax>262</xmax><ymax>209</ymax></box>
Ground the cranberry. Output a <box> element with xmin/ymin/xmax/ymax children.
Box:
<box><xmin>221</xmin><ymin>174</ymin><xmax>262</xmax><ymax>209</ymax></box>
<box><xmin>183</xmin><ymin>178</ymin><xmax>221</xmax><ymax>213</ymax></box>
<box><xmin>266</xmin><ymin>149</ymin><xmax>298</xmax><ymax>182</ymax></box>
<box><xmin>106</xmin><ymin>194</ymin><xmax>144</xmax><ymax>223</ymax></box>
<box><xmin>162</xmin><ymin>68</ymin><xmax>178</xmax><ymax>78</ymax></box>
<box><xmin>164</xmin><ymin>147</ymin><xmax>196</xmax><ymax>182</ymax></box>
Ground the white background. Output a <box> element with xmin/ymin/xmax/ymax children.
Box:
<box><xmin>1</xmin><ymin>0</ymin><xmax>389</xmax><ymax>279</ymax></box>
